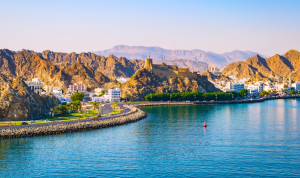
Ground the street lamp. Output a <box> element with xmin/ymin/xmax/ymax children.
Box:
<box><xmin>14</xmin><ymin>114</ymin><xmax>16</xmax><ymax>125</ymax></box>
<box><xmin>232</xmin><ymin>94</ymin><xmax>234</xmax><ymax>100</ymax></box>
<box><xmin>215</xmin><ymin>94</ymin><xmax>217</xmax><ymax>101</ymax></box>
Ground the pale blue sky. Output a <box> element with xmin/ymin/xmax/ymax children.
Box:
<box><xmin>0</xmin><ymin>0</ymin><xmax>299</xmax><ymax>56</ymax></box>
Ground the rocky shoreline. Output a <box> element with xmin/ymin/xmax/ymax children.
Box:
<box><xmin>0</xmin><ymin>108</ymin><xmax>147</xmax><ymax>139</ymax></box>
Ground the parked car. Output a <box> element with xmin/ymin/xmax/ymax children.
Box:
<box><xmin>21</xmin><ymin>122</ymin><xmax>28</xmax><ymax>125</ymax></box>
<box><xmin>159</xmin><ymin>100</ymin><xmax>163</xmax><ymax>102</ymax></box>
<box><xmin>196</xmin><ymin>100</ymin><xmax>199</xmax><ymax>102</ymax></box>
<box><xmin>186</xmin><ymin>100</ymin><xmax>191</xmax><ymax>102</ymax></box>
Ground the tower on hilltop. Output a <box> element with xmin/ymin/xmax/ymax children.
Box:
<box><xmin>77</xmin><ymin>57</ymin><xmax>81</xmax><ymax>64</ymax></box>
<box><xmin>145</xmin><ymin>58</ymin><xmax>153</xmax><ymax>72</ymax></box>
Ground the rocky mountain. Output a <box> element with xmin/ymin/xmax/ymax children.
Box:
<box><xmin>200</xmin><ymin>70</ymin><xmax>230</xmax><ymax>82</ymax></box>
<box><xmin>121</xmin><ymin>68</ymin><xmax>220</xmax><ymax>100</ymax></box>
<box><xmin>222</xmin><ymin>49</ymin><xmax>300</xmax><ymax>80</ymax></box>
<box><xmin>92</xmin><ymin>45</ymin><xmax>266</xmax><ymax>68</ymax></box>
<box><xmin>41</xmin><ymin>50</ymin><xmax>144</xmax><ymax>78</ymax></box>
<box><xmin>0</xmin><ymin>74</ymin><xmax>60</xmax><ymax>121</ymax></box>
<box><xmin>0</xmin><ymin>49</ymin><xmax>114</xmax><ymax>91</ymax></box>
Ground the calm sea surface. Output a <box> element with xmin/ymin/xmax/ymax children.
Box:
<box><xmin>1</xmin><ymin>99</ymin><xmax>300</xmax><ymax>177</ymax></box>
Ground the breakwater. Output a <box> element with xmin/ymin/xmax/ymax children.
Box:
<box><xmin>0</xmin><ymin>108</ymin><xmax>147</xmax><ymax>139</ymax></box>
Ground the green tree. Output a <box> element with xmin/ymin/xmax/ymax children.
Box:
<box><xmin>259</xmin><ymin>91</ymin><xmax>269</xmax><ymax>97</ymax></box>
<box><xmin>71</xmin><ymin>92</ymin><xmax>84</xmax><ymax>102</ymax></box>
<box><xmin>289</xmin><ymin>90</ymin><xmax>296</xmax><ymax>95</ymax></box>
<box><xmin>93</xmin><ymin>102</ymin><xmax>99</xmax><ymax>110</ymax></box>
<box><xmin>239</xmin><ymin>89</ymin><xmax>248</xmax><ymax>97</ymax></box>
<box><xmin>53</xmin><ymin>106</ymin><xmax>62</xmax><ymax>115</ymax></box>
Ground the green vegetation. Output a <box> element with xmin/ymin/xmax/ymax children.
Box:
<box><xmin>66</xmin><ymin>101</ymin><xmax>82</xmax><ymax>112</ymax></box>
<box><xmin>144</xmin><ymin>91</ymin><xmax>238</xmax><ymax>101</ymax></box>
<box><xmin>289</xmin><ymin>90</ymin><xmax>296</xmax><ymax>95</ymax></box>
<box><xmin>93</xmin><ymin>102</ymin><xmax>99</xmax><ymax>110</ymax></box>
<box><xmin>239</xmin><ymin>89</ymin><xmax>248</xmax><ymax>97</ymax></box>
<box><xmin>99</xmin><ymin>90</ymin><xmax>105</xmax><ymax>97</ymax></box>
<box><xmin>71</xmin><ymin>92</ymin><xmax>84</xmax><ymax>102</ymax></box>
<box><xmin>259</xmin><ymin>91</ymin><xmax>270</xmax><ymax>97</ymax></box>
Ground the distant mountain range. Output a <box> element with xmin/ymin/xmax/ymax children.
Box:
<box><xmin>92</xmin><ymin>45</ymin><xmax>267</xmax><ymax>69</ymax></box>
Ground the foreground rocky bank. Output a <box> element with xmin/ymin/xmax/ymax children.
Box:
<box><xmin>0</xmin><ymin>108</ymin><xmax>147</xmax><ymax>139</ymax></box>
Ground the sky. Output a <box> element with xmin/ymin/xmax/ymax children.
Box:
<box><xmin>0</xmin><ymin>0</ymin><xmax>299</xmax><ymax>56</ymax></box>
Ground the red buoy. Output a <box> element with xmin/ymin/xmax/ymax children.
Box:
<box><xmin>203</xmin><ymin>121</ymin><xmax>207</xmax><ymax>127</ymax></box>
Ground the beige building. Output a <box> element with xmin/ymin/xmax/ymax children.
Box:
<box><xmin>25</xmin><ymin>78</ymin><xmax>43</xmax><ymax>95</ymax></box>
<box><xmin>208</xmin><ymin>64</ymin><xmax>219</xmax><ymax>73</ymax></box>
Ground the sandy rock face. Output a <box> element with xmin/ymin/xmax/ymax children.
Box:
<box><xmin>0</xmin><ymin>74</ymin><xmax>60</xmax><ymax>121</ymax></box>
<box><xmin>121</xmin><ymin>68</ymin><xmax>220</xmax><ymax>100</ymax></box>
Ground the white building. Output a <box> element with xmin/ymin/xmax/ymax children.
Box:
<box><xmin>116</xmin><ymin>77</ymin><xmax>130</xmax><ymax>84</ymax></box>
<box><xmin>247</xmin><ymin>82</ymin><xmax>263</xmax><ymax>95</ymax></box>
<box><xmin>68</xmin><ymin>83</ymin><xmax>86</xmax><ymax>93</ymax></box>
<box><xmin>25</xmin><ymin>78</ymin><xmax>43</xmax><ymax>95</ymax></box>
<box><xmin>289</xmin><ymin>83</ymin><xmax>300</xmax><ymax>91</ymax></box>
<box><xmin>92</xmin><ymin>96</ymin><xmax>108</xmax><ymax>102</ymax></box>
<box><xmin>104</xmin><ymin>88</ymin><xmax>121</xmax><ymax>102</ymax></box>
<box><xmin>52</xmin><ymin>87</ymin><xmax>62</xmax><ymax>95</ymax></box>
<box><xmin>225</xmin><ymin>82</ymin><xmax>244</xmax><ymax>92</ymax></box>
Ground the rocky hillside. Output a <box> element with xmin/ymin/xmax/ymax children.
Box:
<box><xmin>41</xmin><ymin>50</ymin><xmax>144</xmax><ymax>78</ymax></box>
<box><xmin>121</xmin><ymin>68</ymin><xmax>220</xmax><ymax>100</ymax></box>
<box><xmin>0</xmin><ymin>74</ymin><xmax>60</xmax><ymax>121</ymax></box>
<box><xmin>92</xmin><ymin>45</ymin><xmax>266</xmax><ymax>68</ymax></box>
<box><xmin>222</xmin><ymin>50</ymin><xmax>300</xmax><ymax>79</ymax></box>
<box><xmin>200</xmin><ymin>70</ymin><xmax>230</xmax><ymax>82</ymax></box>
<box><xmin>0</xmin><ymin>49</ymin><xmax>114</xmax><ymax>91</ymax></box>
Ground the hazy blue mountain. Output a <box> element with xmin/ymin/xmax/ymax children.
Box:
<box><xmin>92</xmin><ymin>45</ymin><xmax>267</xmax><ymax>69</ymax></box>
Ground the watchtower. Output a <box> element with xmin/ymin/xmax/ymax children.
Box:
<box><xmin>145</xmin><ymin>58</ymin><xmax>153</xmax><ymax>72</ymax></box>
<box><xmin>77</xmin><ymin>57</ymin><xmax>81</xmax><ymax>64</ymax></box>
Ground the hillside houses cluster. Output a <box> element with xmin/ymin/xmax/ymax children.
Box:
<box><xmin>24</xmin><ymin>78</ymin><xmax>121</xmax><ymax>103</ymax></box>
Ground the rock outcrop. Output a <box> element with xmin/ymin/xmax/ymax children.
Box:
<box><xmin>222</xmin><ymin>50</ymin><xmax>300</xmax><ymax>80</ymax></box>
<box><xmin>121</xmin><ymin>68</ymin><xmax>220</xmax><ymax>100</ymax></box>
<box><xmin>0</xmin><ymin>74</ymin><xmax>60</xmax><ymax>121</ymax></box>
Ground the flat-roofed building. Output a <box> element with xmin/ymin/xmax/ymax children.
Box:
<box><xmin>68</xmin><ymin>83</ymin><xmax>86</xmax><ymax>93</ymax></box>
<box><xmin>25</xmin><ymin>78</ymin><xmax>43</xmax><ymax>95</ymax></box>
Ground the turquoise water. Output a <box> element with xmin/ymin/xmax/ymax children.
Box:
<box><xmin>1</xmin><ymin>99</ymin><xmax>300</xmax><ymax>177</ymax></box>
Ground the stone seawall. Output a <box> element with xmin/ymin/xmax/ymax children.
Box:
<box><xmin>0</xmin><ymin>109</ymin><xmax>147</xmax><ymax>139</ymax></box>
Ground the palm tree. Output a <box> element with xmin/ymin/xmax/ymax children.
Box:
<box><xmin>93</xmin><ymin>102</ymin><xmax>99</xmax><ymax>110</ymax></box>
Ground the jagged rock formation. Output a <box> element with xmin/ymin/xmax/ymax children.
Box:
<box><xmin>0</xmin><ymin>49</ymin><xmax>113</xmax><ymax>91</ymax></box>
<box><xmin>41</xmin><ymin>50</ymin><xmax>144</xmax><ymax>78</ymax></box>
<box><xmin>0</xmin><ymin>74</ymin><xmax>60</xmax><ymax>121</ymax></box>
<box><xmin>222</xmin><ymin>50</ymin><xmax>300</xmax><ymax>80</ymax></box>
<box><xmin>121</xmin><ymin>62</ymin><xmax>220</xmax><ymax>101</ymax></box>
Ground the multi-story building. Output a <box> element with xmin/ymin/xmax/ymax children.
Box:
<box><xmin>247</xmin><ymin>82</ymin><xmax>263</xmax><ymax>95</ymax></box>
<box><xmin>208</xmin><ymin>64</ymin><xmax>219</xmax><ymax>73</ymax></box>
<box><xmin>291</xmin><ymin>83</ymin><xmax>300</xmax><ymax>91</ymax></box>
<box><xmin>25</xmin><ymin>78</ymin><xmax>43</xmax><ymax>95</ymax></box>
<box><xmin>68</xmin><ymin>83</ymin><xmax>86</xmax><ymax>93</ymax></box>
<box><xmin>104</xmin><ymin>88</ymin><xmax>121</xmax><ymax>102</ymax></box>
<box><xmin>225</xmin><ymin>82</ymin><xmax>244</xmax><ymax>92</ymax></box>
